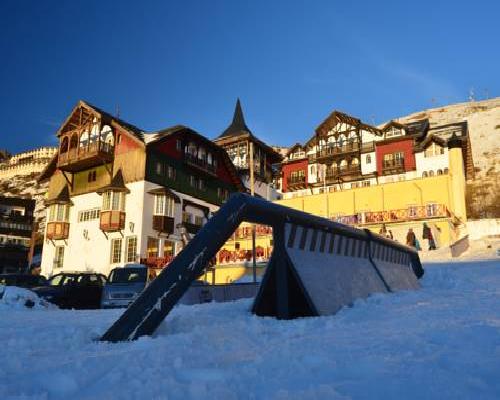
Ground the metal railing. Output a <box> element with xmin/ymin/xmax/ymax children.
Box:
<box><xmin>184</xmin><ymin>153</ymin><xmax>217</xmax><ymax>174</ymax></box>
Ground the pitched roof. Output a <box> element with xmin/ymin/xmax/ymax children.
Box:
<box><xmin>218</xmin><ymin>99</ymin><xmax>252</xmax><ymax>139</ymax></box>
<box><xmin>96</xmin><ymin>169</ymin><xmax>130</xmax><ymax>194</ymax></box>
<box><xmin>45</xmin><ymin>185</ymin><xmax>72</xmax><ymax>205</ymax></box>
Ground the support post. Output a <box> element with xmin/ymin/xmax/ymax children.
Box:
<box><xmin>250</xmin><ymin>141</ymin><xmax>257</xmax><ymax>283</ymax></box>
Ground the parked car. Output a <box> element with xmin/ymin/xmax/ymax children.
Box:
<box><xmin>101</xmin><ymin>264</ymin><xmax>148</xmax><ymax>309</ymax></box>
<box><xmin>0</xmin><ymin>274</ymin><xmax>47</xmax><ymax>289</ymax></box>
<box><xmin>31</xmin><ymin>272</ymin><xmax>107</xmax><ymax>309</ymax></box>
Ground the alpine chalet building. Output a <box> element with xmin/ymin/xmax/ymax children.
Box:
<box><xmin>40</xmin><ymin>101</ymin><xmax>244</xmax><ymax>277</ymax></box>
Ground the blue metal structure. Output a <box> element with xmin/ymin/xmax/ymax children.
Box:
<box><xmin>100</xmin><ymin>193</ymin><xmax>423</xmax><ymax>342</ymax></box>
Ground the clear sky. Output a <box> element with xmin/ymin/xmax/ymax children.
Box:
<box><xmin>1</xmin><ymin>0</ymin><xmax>499</xmax><ymax>153</ymax></box>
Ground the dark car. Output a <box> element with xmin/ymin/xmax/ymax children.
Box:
<box><xmin>0</xmin><ymin>274</ymin><xmax>47</xmax><ymax>289</ymax></box>
<box><xmin>32</xmin><ymin>272</ymin><xmax>107</xmax><ymax>309</ymax></box>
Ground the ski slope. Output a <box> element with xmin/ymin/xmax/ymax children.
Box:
<box><xmin>1</xmin><ymin>256</ymin><xmax>499</xmax><ymax>399</ymax></box>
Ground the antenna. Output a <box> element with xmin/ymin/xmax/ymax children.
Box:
<box><xmin>115</xmin><ymin>105</ymin><xmax>120</xmax><ymax>118</ymax></box>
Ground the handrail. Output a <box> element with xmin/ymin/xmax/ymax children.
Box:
<box><xmin>100</xmin><ymin>193</ymin><xmax>423</xmax><ymax>342</ymax></box>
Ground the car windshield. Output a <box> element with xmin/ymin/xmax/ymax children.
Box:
<box><xmin>108</xmin><ymin>268</ymin><xmax>147</xmax><ymax>284</ymax></box>
<box><xmin>49</xmin><ymin>275</ymin><xmax>85</xmax><ymax>286</ymax></box>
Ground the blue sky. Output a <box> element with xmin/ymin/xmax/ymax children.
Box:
<box><xmin>1</xmin><ymin>0</ymin><xmax>499</xmax><ymax>153</ymax></box>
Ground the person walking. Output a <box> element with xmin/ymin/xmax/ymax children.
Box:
<box><xmin>423</xmin><ymin>223</ymin><xmax>437</xmax><ymax>250</ymax></box>
<box><xmin>406</xmin><ymin>228</ymin><xmax>416</xmax><ymax>248</ymax></box>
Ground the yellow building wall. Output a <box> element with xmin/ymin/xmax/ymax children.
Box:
<box><xmin>276</xmin><ymin>175</ymin><xmax>460</xmax><ymax>247</ymax></box>
<box><xmin>278</xmin><ymin>175</ymin><xmax>453</xmax><ymax>217</ymax></box>
<box><xmin>72</xmin><ymin>163</ymin><xmax>112</xmax><ymax>195</ymax></box>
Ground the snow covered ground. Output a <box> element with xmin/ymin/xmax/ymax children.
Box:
<box><xmin>1</xmin><ymin>253</ymin><xmax>499</xmax><ymax>399</ymax></box>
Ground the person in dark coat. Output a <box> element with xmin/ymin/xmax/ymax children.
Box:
<box><xmin>406</xmin><ymin>228</ymin><xmax>416</xmax><ymax>248</ymax></box>
<box><xmin>423</xmin><ymin>223</ymin><xmax>437</xmax><ymax>250</ymax></box>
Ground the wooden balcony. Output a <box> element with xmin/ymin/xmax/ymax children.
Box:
<box><xmin>152</xmin><ymin>215</ymin><xmax>175</xmax><ymax>234</ymax></box>
<box><xmin>184</xmin><ymin>153</ymin><xmax>217</xmax><ymax>176</ymax></box>
<box><xmin>140</xmin><ymin>256</ymin><xmax>174</xmax><ymax>269</ymax></box>
<box><xmin>382</xmin><ymin>159</ymin><xmax>405</xmax><ymax>175</ymax></box>
<box><xmin>46</xmin><ymin>222</ymin><xmax>70</xmax><ymax>240</ymax></box>
<box><xmin>183</xmin><ymin>222</ymin><xmax>202</xmax><ymax>235</ymax></box>
<box><xmin>57</xmin><ymin>141</ymin><xmax>114</xmax><ymax>172</ymax></box>
<box><xmin>309</xmin><ymin>143</ymin><xmax>360</xmax><ymax>162</ymax></box>
<box><xmin>100</xmin><ymin>210</ymin><xmax>125</xmax><ymax>232</ymax></box>
<box><xmin>325</xmin><ymin>166</ymin><xmax>362</xmax><ymax>183</ymax></box>
<box><xmin>286</xmin><ymin>175</ymin><xmax>307</xmax><ymax>189</ymax></box>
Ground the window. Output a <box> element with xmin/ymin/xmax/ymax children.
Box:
<box><xmin>426</xmin><ymin>203</ymin><xmax>438</xmax><ymax>217</ymax></box>
<box><xmin>437</xmin><ymin>169</ymin><xmax>443</xmax><ymax>175</ymax></box>
<box><xmin>155</xmin><ymin>162</ymin><xmax>164</xmax><ymax>176</ymax></box>
<box><xmin>125</xmin><ymin>236</ymin><xmax>137</xmax><ymax>263</ymax></box>
<box><xmin>163</xmin><ymin>240</ymin><xmax>175</xmax><ymax>257</ymax></box>
<box><xmin>54</xmin><ymin>246</ymin><xmax>65</xmax><ymax>269</ymax></box>
<box><xmin>176</xmin><ymin>140</ymin><xmax>182</xmax><ymax>151</ymax></box>
<box><xmin>189</xmin><ymin>175</ymin><xmax>196</xmax><ymax>188</ymax></box>
<box><xmin>366</xmin><ymin>154</ymin><xmax>371</xmax><ymax>164</ymax></box>
<box><xmin>182</xmin><ymin>212</ymin><xmax>192</xmax><ymax>224</ymax></box>
<box><xmin>154</xmin><ymin>195</ymin><xmax>175</xmax><ymax>217</ymax></box>
<box><xmin>117</xmin><ymin>134</ymin><xmax>122</xmax><ymax>144</ymax></box>
<box><xmin>110</xmin><ymin>238</ymin><xmax>122</xmax><ymax>264</ymax></box>
<box><xmin>424</xmin><ymin>143</ymin><xmax>445</xmax><ymax>158</ymax></box>
<box><xmin>49</xmin><ymin>204</ymin><xmax>70</xmax><ymax>222</ymax></box>
<box><xmin>78</xmin><ymin>208</ymin><xmax>100</xmax><ymax>222</ymax></box>
<box><xmin>198</xmin><ymin>179</ymin><xmax>206</xmax><ymax>191</ymax></box>
<box><xmin>167</xmin><ymin>166</ymin><xmax>176</xmax><ymax>180</ymax></box>
<box><xmin>194</xmin><ymin>215</ymin><xmax>204</xmax><ymax>226</ymax></box>
<box><xmin>87</xmin><ymin>170</ymin><xmax>97</xmax><ymax>182</ymax></box>
<box><xmin>362</xmin><ymin>180</ymin><xmax>371</xmax><ymax>187</ymax></box>
<box><xmin>422</xmin><ymin>171</ymin><xmax>428</xmax><ymax>178</ymax></box>
<box><xmin>444</xmin><ymin>168</ymin><xmax>449</xmax><ymax>174</ymax></box>
<box><xmin>102</xmin><ymin>191</ymin><xmax>125</xmax><ymax>211</ymax></box>
<box><xmin>147</xmin><ymin>237</ymin><xmax>159</xmax><ymax>258</ymax></box>
<box><xmin>429</xmin><ymin>170</ymin><xmax>435</xmax><ymax>177</ymax></box>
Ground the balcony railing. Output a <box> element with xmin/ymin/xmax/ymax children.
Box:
<box><xmin>233</xmin><ymin>224</ymin><xmax>273</xmax><ymax>239</ymax></box>
<box><xmin>184</xmin><ymin>153</ymin><xmax>217</xmax><ymax>175</ymax></box>
<box><xmin>58</xmin><ymin>141</ymin><xmax>114</xmax><ymax>172</ymax></box>
<box><xmin>360</xmin><ymin>141</ymin><xmax>375</xmax><ymax>153</ymax></box>
<box><xmin>152</xmin><ymin>215</ymin><xmax>175</xmax><ymax>234</ymax></box>
<box><xmin>332</xmin><ymin>204</ymin><xmax>451</xmax><ymax>226</ymax></box>
<box><xmin>46</xmin><ymin>221</ymin><xmax>70</xmax><ymax>240</ymax></box>
<box><xmin>286</xmin><ymin>175</ymin><xmax>306</xmax><ymax>187</ymax></box>
<box><xmin>309</xmin><ymin>142</ymin><xmax>360</xmax><ymax>162</ymax></box>
<box><xmin>324</xmin><ymin>166</ymin><xmax>362</xmax><ymax>182</ymax></box>
<box><xmin>140</xmin><ymin>256</ymin><xmax>174</xmax><ymax>269</ymax></box>
<box><xmin>382</xmin><ymin>159</ymin><xmax>405</xmax><ymax>175</ymax></box>
<box><xmin>183</xmin><ymin>221</ymin><xmax>203</xmax><ymax>235</ymax></box>
<box><xmin>100</xmin><ymin>211</ymin><xmax>125</xmax><ymax>232</ymax></box>
<box><xmin>217</xmin><ymin>246</ymin><xmax>272</xmax><ymax>265</ymax></box>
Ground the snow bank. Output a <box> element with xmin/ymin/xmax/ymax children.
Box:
<box><xmin>0</xmin><ymin>286</ymin><xmax>54</xmax><ymax>310</ymax></box>
<box><xmin>0</xmin><ymin>259</ymin><xmax>499</xmax><ymax>399</ymax></box>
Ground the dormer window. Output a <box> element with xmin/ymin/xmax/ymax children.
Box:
<box><xmin>102</xmin><ymin>190</ymin><xmax>125</xmax><ymax>212</ymax></box>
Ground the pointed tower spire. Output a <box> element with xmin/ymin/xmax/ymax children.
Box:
<box><xmin>218</xmin><ymin>98</ymin><xmax>253</xmax><ymax>138</ymax></box>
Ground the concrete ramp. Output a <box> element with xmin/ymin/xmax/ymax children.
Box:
<box><xmin>100</xmin><ymin>193</ymin><xmax>424</xmax><ymax>342</ymax></box>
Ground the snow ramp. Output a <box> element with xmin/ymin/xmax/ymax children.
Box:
<box><xmin>100</xmin><ymin>193</ymin><xmax>424</xmax><ymax>342</ymax></box>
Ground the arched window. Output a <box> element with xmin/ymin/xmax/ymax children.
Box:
<box><xmin>69</xmin><ymin>134</ymin><xmax>78</xmax><ymax>149</ymax></box>
<box><xmin>429</xmin><ymin>170</ymin><xmax>435</xmax><ymax>176</ymax></box>
<box><xmin>340</xmin><ymin>159</ymin><xmax>348</xmax><ymax>170</ymax></box>
<box><xmin>101</xmin><ymin>125</ymin><xmax>114</xmax><ymax>146</ymax></box>
<box><xmin>338</xmin><ymin>134</ymin><xmax>346</xmax><ymax>147</ymax></box>
<box><xmin>79</xmin><ymin>131</ymin><xmax>89</xmax><ymax>148</ymax></box>
<box><xmin>60</xmin><ymin>137</ymin><xmax>69</xmax><ymax>154</ymax></box>
<box><xmin>437</xmin><ymin>169</ymin><xmax>443</xmax><ymax>175</ymax></box>
<box><xmin>422</xmin><ymin>171</ymin><xmax>428</xmax><ymax>178</ymax></box>
<box><xmin>351</xmin><ymin>157</ymin><xmax>359</xmax><ymax>166</ymax></box>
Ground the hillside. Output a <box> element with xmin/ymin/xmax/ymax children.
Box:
<box><xmin>394</xmin><ymin>98</ymin><xmax>500</xmax><ymax>218</ymax></box>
